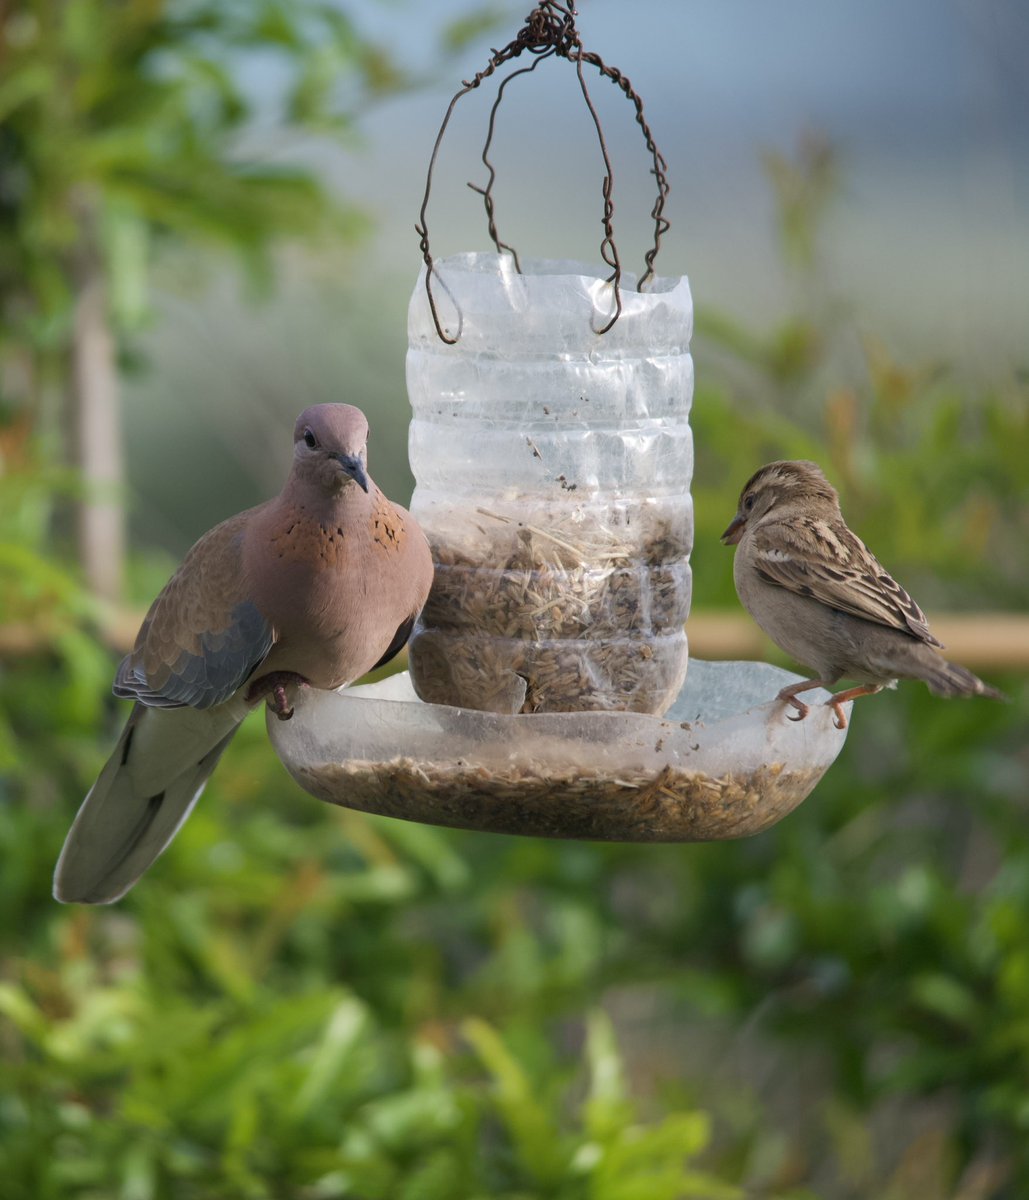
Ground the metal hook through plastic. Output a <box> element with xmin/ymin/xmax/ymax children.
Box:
<box><xmin>414</xmin><ymin>2</ymin><xmax>670</xmax><ymax>343</ymax></box>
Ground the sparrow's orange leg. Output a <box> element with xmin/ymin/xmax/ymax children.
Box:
<box><xmin>776</xmin><ymin>678</ymin><xmax>840</xmax><ymax>722</ymax></box>
<box><xmin>824</xmin><ymin>684</ymin><xmax>884</xmax><ymax>730</ymax></box>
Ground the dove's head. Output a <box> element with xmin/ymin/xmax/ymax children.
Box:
<box><xmin>721</xmin><ymin>460</ymin><xmax>840</xmax><ymax>545</ymax></box>
<box><xmin>292</xmin><ymin>404</ymin><xmax>371</xmax><ymax>494</ymax></box>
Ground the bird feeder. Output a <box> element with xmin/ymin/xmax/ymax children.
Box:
<box><xmin>272</xmin><ymin>2</ymin><xmax>851</xmax><ymax>835</ymax></box>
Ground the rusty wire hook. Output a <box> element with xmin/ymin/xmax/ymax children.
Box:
<box><xmin>414</xmin><ymin>1</ymin><xmax>670</xmax><ymax>344</ymax></box>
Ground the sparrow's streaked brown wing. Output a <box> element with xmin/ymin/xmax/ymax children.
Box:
<box><xmin>751</xmin><ymin>517</ymin><xmax>943</xmax><ymax>648</ymax></box>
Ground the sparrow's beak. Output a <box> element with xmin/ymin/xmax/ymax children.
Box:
<box><xmin>720</xmin><ymin>513</ymin><xmax>746</xmax><ymax>545</ymax></box>
<box><xmin>332</xmin><ymin>452</ymin><xmax>370</xmax><ymax>493</ymax></box>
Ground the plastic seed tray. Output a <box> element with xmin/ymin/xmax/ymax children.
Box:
<box><xmin>268</xmin><ymin>659</ymin><xmax>850</xmax><ymax>842</ymax></box>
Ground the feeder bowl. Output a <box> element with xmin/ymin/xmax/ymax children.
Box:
<box><xmin>267</xmin><ymin>660</ymin><xmax>850</xmax><ymax>842</ymax></box>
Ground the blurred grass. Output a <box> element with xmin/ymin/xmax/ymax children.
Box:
<box><xmin>2</xmin><ymin>141</ymin><xmax>1028</xmax><ymax>1198</ymax></box>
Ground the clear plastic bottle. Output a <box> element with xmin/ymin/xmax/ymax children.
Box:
<box><xmin>406</xmin><ymin>252</ymin><xmax>694</xmax><ymax>716</ymax></box>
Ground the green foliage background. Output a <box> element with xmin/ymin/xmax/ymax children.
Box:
<box><xmin>4</xmin><ymin>242</ymin><xmax>1027</xmax><ymax>1197</ymax></box>
<box><xmin>2</xmin><ymin>10</ymin><xmax>1028</xmax><ymax>1200</ymax></box>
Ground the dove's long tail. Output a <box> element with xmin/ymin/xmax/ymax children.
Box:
<box><xmin>53</xmin><ymin>699</ymin><xmax>249</xmax><ymax>905</ymax></box>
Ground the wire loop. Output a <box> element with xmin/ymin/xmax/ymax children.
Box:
<box><xmin>414</xmin><ymin>1</ymin><xmax>670</xmax><ymax>343</ymax></box>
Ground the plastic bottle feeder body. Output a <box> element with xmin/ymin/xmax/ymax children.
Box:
<box><xmin>272</xmin><ymin>256</ymin><xmax>850</xmax><ymax>840</ymax></box>
<box><xmin>407</xmin><ymin>253</ymin><xmax>695</xmax><ymax>716</ymax></box>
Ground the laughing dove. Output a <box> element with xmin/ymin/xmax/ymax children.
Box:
<box><xmin>54</xmin><ymin>404</ymin><xmax>433</xmax><ymax>904</ymax></box>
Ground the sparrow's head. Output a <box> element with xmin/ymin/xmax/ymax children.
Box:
<box><xmin>721</xmin><ymin>460</ymin><xmax>839</xmax><ymax>545</ymax></box>
<box><xmin>292</xmin><ymin>403</ymin><xmax>371</xmax><ymax>494</ymax></box>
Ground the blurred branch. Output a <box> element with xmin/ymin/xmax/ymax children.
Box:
<box><xmin>2</xmin><ymin>611</ymin><xmax>1026</xmax><ymax>673</ymax></box>
<box><xmin>688</xmin><ymin>612</ymin><xmax>1029</xmax><ymax>673</ymax></box>
<box><xmin>71</xmin><ymin>235</ymin><xmax>124</xmax><ymax>601</ymax></box>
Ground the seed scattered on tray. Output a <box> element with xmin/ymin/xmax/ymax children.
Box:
<box><xmin>297</xmin><ymin>757</ymin><xmax>824</xmax><ymax>842</ymax></box>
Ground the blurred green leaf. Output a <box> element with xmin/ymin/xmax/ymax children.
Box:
<box><xmin>2</xmin><ymin>110</ymin><xmax>1027</xmax><ymax>1200</ymax></box>
<box><xmin>441</xmin><ymin>7</ymin><xmax>508</xmax><ymax>55</ymax></box>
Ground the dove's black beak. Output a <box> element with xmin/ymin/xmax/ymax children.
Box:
<box><xmin>720</xmin><ymin>514</ymin><xmax>746</xmax><ymax>546</ymax></box>
<box><xmin>333</xmin><ymin>453</ymin><xmax>369</xmax><ymax>493</ymax></box>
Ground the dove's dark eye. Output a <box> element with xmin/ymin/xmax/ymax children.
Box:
<box><xmin>303</xmin><ymin>428</ymin><xmax>318</xmax><ymax>449</ymax></box>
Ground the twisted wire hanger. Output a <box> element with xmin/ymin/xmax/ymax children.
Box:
<box><xmin>415</xmin><ymin>1</ymin><xmax>670</xmax><ymax>343</ymax></box>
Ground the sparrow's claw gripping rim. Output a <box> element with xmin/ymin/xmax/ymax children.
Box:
<box><xmin>827</xmin><ymin>700</ymin><xmax>849</xmax><ymax>730</ymax></box>
<box><xmin>780</xmin><ymin>693</ymin><xmax>810</xmax><ymax>723</ymax></box>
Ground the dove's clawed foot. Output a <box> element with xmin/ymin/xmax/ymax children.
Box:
<box><xmin>246</xmin><ymin>671</ymin><xmax>309</xmax><ymax>720</ymax></box>
<box><xmin>271</xmin><ymin>683</ymin><xmax>294</xmax><ymax>721</ymax></box>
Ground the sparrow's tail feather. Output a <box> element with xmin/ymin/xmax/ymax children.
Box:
<box><xmin>54</xmin><ymin>700</ymin><xmax>248</xmax><ymax>905</ymax></box>
<box><xmin>916</xmin><ymin>654</ymin><xmax>1006</xmax><ymax>702</ymax></box>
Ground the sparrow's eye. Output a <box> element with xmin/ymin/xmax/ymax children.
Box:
<box><xmin>743</xmin><ymin>493</ymin><xmax>756</xmax><ymax>511</ymax></box>
<box><xmin>303</xmin><ymin>428</ymin><xmax>318</xmax><ymax>449</ymax></box>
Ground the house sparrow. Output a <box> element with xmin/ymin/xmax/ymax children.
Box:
<box><xmin>721</xmin><ymin>460</ymin><xmax>1004</xmax><ymax>729</ymax></box>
